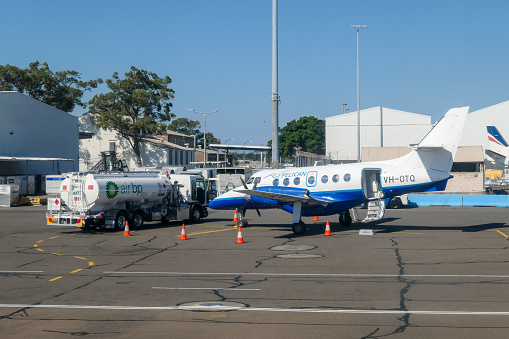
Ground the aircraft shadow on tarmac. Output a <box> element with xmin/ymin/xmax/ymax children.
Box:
<box><xmin>271</xmin><ymin>220</ymin><xmax>508</xmax><ymax>238</ymax></box>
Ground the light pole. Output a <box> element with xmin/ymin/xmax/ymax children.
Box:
<box><xmin>341</xmin><ymin>102</ymin><xmax>348</xmax><ymax>114</ymax></box>
<box><xmin>188</xmin><ymin>109</ymin><xmax>218</xmax><ymax>168</ymax></box>
<box><xmin>350</xmin><ymin>24</ymin><xmax>369</xmax><ymax>163</ymax></box>
<box><xmin>225</xmin><ymin>138</ymin><xmax>234</xmax><ymax>167</ymax></box>
<box><xmin>243</xmin><ymin>140</ymin><xmax>252</xmax><ymax>166</ymax></box>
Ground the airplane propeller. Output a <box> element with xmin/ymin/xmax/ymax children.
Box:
<box><xmin>240</xmin><ymin>177</ymin><xmax>261</xmax><ymax>217</ymax></box>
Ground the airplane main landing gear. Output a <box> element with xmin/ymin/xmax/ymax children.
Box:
<box><xmin>339</xmin><ymin>210</ymin><xmax>352</xmax><ymax>226</ymax></box>
<box><xmin>292</xmin><ymin>221</ymin><xmax>306</xmax><ymax>235</ymax></box>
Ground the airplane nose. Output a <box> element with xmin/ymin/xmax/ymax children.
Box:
<box><xmin>208</xmin><ymin>198</ymin><xmax>220</xmax><ymax>209</ymax></box>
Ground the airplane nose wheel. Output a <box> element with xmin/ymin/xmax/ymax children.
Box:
<box><xmin>292</xmin><ymin>221</ymin><xmax>306</xmax><ymax>235</ymax></box>
<box><xmin>237</xmin><ymin>219</ymin><xmax>249</xmax><ymax>228</ymax></box>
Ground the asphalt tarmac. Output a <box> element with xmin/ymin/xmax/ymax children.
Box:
<box><xmin>1</xmin><ymin>205</ymin><xmax>509</xmax><ymax>338</ymax></box>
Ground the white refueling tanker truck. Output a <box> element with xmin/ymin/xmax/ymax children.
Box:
<box><xmin>46</xmin><ymin>171</ymin><xmax>209</xmax><ymax>230</ymax></box>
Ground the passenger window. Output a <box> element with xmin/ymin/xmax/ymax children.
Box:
<box><xmin>344</xmin><ymin>173</ymin><xmax>351</xmax><ymax>182</ymax></box>
<box><xmin>321</xmin><ymin>175</ymin><xmax>328</xmax><ymax>183</ymax></box>
<box><xmin>332</xmin><ymin>174</ymin><xmax>339</xmax><ymax>183</ymax></box>
<box><xmin>283</xmin><ymin>178</ymin><xmax>290</xmax><ymax>186</ymax></box>
<box><xmin>273</xmin><ymin>178</ymin><xmax>279</xmax><ymax>186</ymax></box>
<box><xmin>294</xmin><ymin>177</ymin><xmax>301</xmax><ymax>185</ymax></box>
<box><xmin>308</xmin><ymin>176</ymin><xmax>315</xmax><ymax>185</ymax></box>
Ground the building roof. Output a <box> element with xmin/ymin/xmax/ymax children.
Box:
<box><xmin>141</xmin><ymin>136</ymin><xmax>194</xmax><ymax>151</ymax></box>
<box><xmin>165</xmin><ymin>130</ymin><xmax>194</xmax><ymax>138</ymax></box>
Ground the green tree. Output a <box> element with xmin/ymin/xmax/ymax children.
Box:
<box><xmin>0</xmin><ymin>61</ymin><xmax>102</xmax><ymax>112</ymax></box>
<box><xmin>202</xmin><ymin>132</ymin><xmax>221</xmax><ymax>148</ymax></box>
<box><xmin>167</xmin><ymin>118</ymin><xmax>220</xmax><ymax>148</ymax></box>
<box><xmin>268</xmin><ymin>116</ymin><xmax>325</xmax><ymax>161</ymax></box>
<box><xmin>168</xmin><ymin>117</ymin><xmax>201</xmax><ymax>136</ymax></box>
<box><xmin>87</xmin><ymin>66</ymin><xmax>175</xmax><ymax>166</ymax></box>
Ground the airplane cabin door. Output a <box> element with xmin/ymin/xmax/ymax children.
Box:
<box><xmin>362</xmin><ymin>169</ymin><xmax>382</xmax><ymax>200</ymax></box>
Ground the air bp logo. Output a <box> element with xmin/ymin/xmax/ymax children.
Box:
<box><xmin>105</xmin><ymin>181</ymin><xmax>119</xmax><ymax>199</ymax></box>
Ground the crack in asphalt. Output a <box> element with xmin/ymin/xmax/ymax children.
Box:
<box><xmin>361</xmin><ymin>238</ymin><xmax>414</xmax><ymax>338</ymax></box>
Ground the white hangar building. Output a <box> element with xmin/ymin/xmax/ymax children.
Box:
<box><xmin>326</xmin><ymin>102</ymin><xmax>509</xmax><ymax>169</ymax></box>
<box><xmin>0</xmin><ymin>91</ymin><xmax>78</xmax><ymax>176</ymax></box>
<box><xmin>325</xmin><ymin>107</ymin><xmax>432</xmax><ymax>162</ymax></box>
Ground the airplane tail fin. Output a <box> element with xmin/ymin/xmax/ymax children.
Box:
<box><xmin>398</xmin><ymin>107</ymin><xmax>469</xmax><ymax>174</ymax></box>
<box><xmin>487</xmin><ymin>126</ymin><xmax>509</xmax><ymax>147</ymax></box>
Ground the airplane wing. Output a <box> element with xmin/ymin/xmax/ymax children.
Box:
<box><xmin>486</xmin><ymin>149</ymin><xmax>505</xmax><ymax>159</ymax></box>
<box><xmin>236</xmin><ymin>187</ymin><xmax>340</xmax><ymax>206</ymax></box>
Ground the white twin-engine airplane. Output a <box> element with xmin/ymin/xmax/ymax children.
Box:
<box><xmin>208</xmin><ymin>107</ymin><xmax>469</xmax><ymax>235</ymax></box>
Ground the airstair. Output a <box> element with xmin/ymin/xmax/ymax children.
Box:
<box><xmin>360</xmin><ymin>168</ymin><xmax>385</xmax><ymax>223</ymax></box>
<box><xmin>362</xmin><ymin>198</ymin><xmax>385</xmax><ymax>222</ymax></box>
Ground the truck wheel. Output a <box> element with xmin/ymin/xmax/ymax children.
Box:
<box><xmin>190</xmin><ymin>205</ymin><xmax>202</xmax><ymax>223</ymax></box>
<box><xmin>115</xmin><ymin>211</ymin><xmax>129</xmax><ymax>230</ymax></box>
<box><xmin>82</xmin><ymin>219</ymin><xmax>96</xmax><ymax>231</ymax></box>
<box><xmin>132</xmin><ymin>210</ymin><xmax>144</xmax><ymax>229</ymax></box>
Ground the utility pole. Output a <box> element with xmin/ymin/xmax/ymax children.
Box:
<box><xmin>272</xmin><ymin>0</ymin><xmax>280</xmax><ymax>168</ymax></box>
<box><xmin>188</xmin><ymin>109</ymin><xmax>218</xmax><ymax>168</ymax></box>
<box><xmin>350</xmin><ymin>24</ymin><xmax>369</xmax><ymax>163</ymax></box>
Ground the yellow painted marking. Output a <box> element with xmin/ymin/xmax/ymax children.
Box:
<box><xmin>51</xmin><ymin>253</ymin><xmax>64</xmax><ymax>256</ymax></box>
<box><xmin>74</xmin><ymin>256</ymin><xmax>87</xmax><ymax>260</ymax></box>
<box><xmin>495</xmin><ymin>230</ymin><xmax>509</xmax><ymax>239</ymax></box>
<box><xmin>178</xmin><ymin>229</ymin><xmax>236</xmax><ymax>237</ymax></box>
<box><xmin>37</xmin><ymin>249</ymin><xmax>44</xmax><ymax>252</ymax></box>
<box><xmin>37</xmin><ymin>240</ymin><xmax>44</xmax><ymax>243</ymax></box>
<box><xmin>49</xmin><ymin>236</ymin><xmax>59</xmax><ymax>239</ymax></box>
<box><xmin>70</xmin><ymin>269</ymin><xmax>83</xmax><ymax>274</ymax></box>
<box><xmin>33</xmin><ymin>244</ymin><xmax>38</xmax><ymax>247</ymax></box>
<box><xmin>49</xmin><ymin>276</ymin><xmax>63</xmax><ymax>282</ymax></box>
<box><xmin>89</xmin><ymin>262</ymin><xmax>94</xmax><ymax>266</ymax></box>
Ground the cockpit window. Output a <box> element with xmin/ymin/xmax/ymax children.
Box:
<box><xmin>254</xmin><ymin>177</ymin><xmax>261</xmax><ymax>185</ymax></box>
<box><xmin>246</xmin><ymin>177</ymin><xmax>255</xmax><ymax>184</ymax></box>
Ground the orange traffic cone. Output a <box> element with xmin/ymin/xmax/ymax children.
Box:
<box><xmin>313</xmin><ymin>216</ymin><xmax>320</xmax><ymax>221</ymax></box>
<box><xmin>123</xmin><ymin>220</ymin><xmax>131</xmax><ymax>236</ymax></box>
<box><xmin>233</xmin><ymin>209</ymin><xmax>239</xmax><ymax>223</ymax></box>
<box><xmin>179</xmin><ymin>224</ymin><xmax>188</xmax><ymax>240</ymax></box>
<box><xmin>324</xmin><ymin>220</ymin><xmax>332</xmax><ymax>236</ymax></box>
<box><xmin>236</xmin><ymin>226</ymin><xmax>244</xmax><ymax>244</ymax></box>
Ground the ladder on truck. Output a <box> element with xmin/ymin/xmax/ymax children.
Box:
<box><xmin>65</xmin><ymin>172</ymin><xmax>89</xmax><ymax>214</ymax></box>
<box><xmin>362</xmin><ymin>198</ymin><xmax>385</xmax><ymax>222</ymax></box>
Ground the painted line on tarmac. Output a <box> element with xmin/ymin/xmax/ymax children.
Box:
<box><xmin>494</xmin><ymin>230</ymin><xmax>509</xmax><ymax>239</ymax></box>
<box><xmin>0</xmin><ymin>271</ymin><xmax>44</xmax><ymax>273</ymax></box>
<box><xmin>104</xmin><ymin>271</ymin><xmax>509</xmax><ymax>279</ymax></box>
<box><xmin>1</xmin><ymin>303</ymin><xmax>509</xmax><ymax>316</ymax></box>
<box><xmin>49</xmin><ymin>276</ymin><xmax>63</xmax><ymax>282</ymax></box>
<box><xmin>178</xmin><ymin>229</ymin><xmax>236</xmax><ymax>237</ymax></box>
<box><xmin>152</xmin><ymin>287</ymin><xmax>261</xmax><ymax>291</ymax></box>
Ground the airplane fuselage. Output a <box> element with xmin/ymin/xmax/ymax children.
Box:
<box><xmin>209</xmin><ymin>158</ymin><xmax>450</xmax><ymax>217</ymax></box>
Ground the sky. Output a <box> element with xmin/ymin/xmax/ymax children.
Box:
<box><xmin>2</xmin><ymin>0</ymin><xmax>509</xmax><ymax>149</ymax></box>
